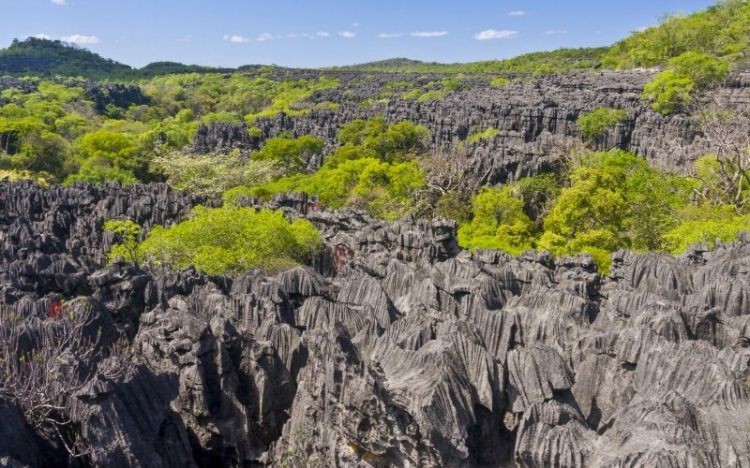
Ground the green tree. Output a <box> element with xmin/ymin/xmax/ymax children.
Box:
<box><xmin>457</xmin><ymin>187</ymin><xmax>535</xmax><ymax>255</ymax></box>
<box><xmin>104</xmin><ymin>219</ymin><xmax>142</xmax><ymax>265</ymax></box>
<box><xmin>138</xmin><ymin>206</ymin><xmax>323</xmax><ymax>275</ymax></box>
<box><xmin>577</xmin><ymin>108</ymin><xmax>628</xmax><ymax>142</ymax></box>
<box><xmin>253</xmin><ymin>134</ymin><xmax>324</xmax><ymax>173</ymax></box>
<box><xmin>642</xmin><ymin>71</ymin><xmax>695</xmax><ymax>115</ymax></box>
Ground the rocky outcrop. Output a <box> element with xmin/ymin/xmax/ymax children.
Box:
<box><xmin>229</xmin><ymin>70</ymin><xmax>750</xmax><ymax>183</ymax></box>
<box><xmin>192</xmin><ymin>122</ymin><xmax>261</xmax><ymax>154</ymax></box>
<box><xmin>1</xmin><ymin>181</ymin><xmax>749</xmax><ymax>466</ymax></box>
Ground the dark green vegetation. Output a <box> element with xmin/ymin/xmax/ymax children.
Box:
<box><xmin>334</xmin><ymin>48</ymin><xmax>609</xmax><ymax>75</ymax></box>
<box><xmin>0</xmin><ymin>38</ymin><xmax>232</xmax><ymax>79</ymax></box>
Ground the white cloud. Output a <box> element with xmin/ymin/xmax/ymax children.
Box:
<box><xmin>411</xmin><ymin>31</ymin><xmax>447</xmax><ymax>38</ymax></box>
<box><xmin>378</xmin><ymin>32</ymin><xmax>404</xmax><ymax>39</ymax></box>
<box><xmin>473</xmin><ymin>29</ymin><xmax>518</xmax><ymax>41</ymax></box>
<box><xmin>544</xmin><ymin>29</ymin><xmax>568</xmax><ymax>35</ymax></box>
<box><xmin>256</xmin><ymin>32</ymin><xmax>273</xmax><ymax>42</ymax></box>
<box><xmin>32</xmin><ymin>33</ymin><xmax>52</xmax><ymax>40</ymax></box>
<box><xmin>316</xmin><ymin>31</ymin><xmax>330</xmax><ymax>37</ymax></box>
<box><xmin>352</xmin><ymin>22</ymin><xmax>360</xmax><ymax>27</ymax></box>
<box><xmin>50</xmin><ymin>0</ymin><xmax>66</xmax><ymax>5</ymax></box>
<box><xmin>508</xmin><ymin>10</ymin><xmax>525</xmax><ymax>16</ymax></box>
<box><xmin>223</xmin><ymin>34</ymin><xmax>250</xmax><ymax>43</ymax></box>
<box><xmin>634</xmin><ymin>25</ymin><xmax>652</xmax><ymax>32</ymax></box>
<box><xmin>339</xmin><ymin>31</ymin><xmax>356</xmax><ymax>38</ymax></box>
<box><xmin>285</xmin><ymin>33</ymin><xmax>298</xmax><ymax>39</ymax></box>
<box><xmin>61</xmin><ymin>34</ymin><xmax>101</xmax><ymax>44</ymax></box>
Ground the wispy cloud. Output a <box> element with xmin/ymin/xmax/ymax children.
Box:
<box><xmin>285</xmin><ymin>33</ymin><xmax>298</xmax><ymax>39</ymax></box>
<box><xmin>352</xmin><ymin>22</ymin><xmax>360</xmax><ymax>27</ymax></box>
<box><xmin>378</xmin><ymin>32</ymin><xmax>404</xmax><ymax>39</ymax></box>
<box><xmin>255</xmin><ymin>32</ymin><xmax>273</xmax><ymax>42</ymax></box>
<box><xmin>411</xmin><ymin>31</ymin><xmax>447</xmax><ymax>38</ymax></box>
<box><xmin>473</xmin><ymin>29</ymin><xmax>518</xmax><ymax>41</ymax></box>
<box><xmin>543</xmin><ymin>29</ymin><xmax>568</xmax><ymax>35</ymax></box>
<box><xmin>339</xmin><ymin>31</ymin><xmax>356</xmax><ymax>38</ymax></box>
<box><xmin>634</xmin><ymin>25</ymin><xmax>652</xmax><ymax>32</ymax></box>
<box><xmin>223</xmin><ymin>34</ymin><xmax>250</xmax><ymax>43</ymax></box>
<box><xmin>32</xmin><ymin>33</ymin><xmax>52</xmax><ymax>40</ymax></box>
<box><xmin>61</xmin><ymin>34</ymin><xmax>101</xmax><ymax>44</ymax></box>
<box><xmin>50</xmin><ymin>0</ymin><xmax>66</xmax><ymax>5</ymax></box>
<box><xmin>508</xmin><ymin>10</ymin><xmax>526</xmax><ymax>16</ymax></box>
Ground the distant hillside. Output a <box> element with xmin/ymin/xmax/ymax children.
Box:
<box><xmin>0</xmin><ymin>37</ymin><xmax>134</xmax><ymax>79</ymax></box>
<box><xmin>137</xmin><ymin>61</ymin><xmax>234</xmax><ymax>78</ymax></box>
<box><xmin>0</xmin><ymin>38</ymin><xmax>233</xmax><ymax>80</ymax></box>
<box><xmin>332</xmin><ymin>48</ymin><xmax>609</xmax><ymax>74</ymax></box>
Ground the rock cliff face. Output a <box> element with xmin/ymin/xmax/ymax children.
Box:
<box><xmin>2</xmin><ymin>181</ymin><xmax>749</xmax><ymax>467</ymax></box>
<box><xmin>195</xmin><ymin>71</ymin><xmax>750</xmax><ymax>184</ymax></box>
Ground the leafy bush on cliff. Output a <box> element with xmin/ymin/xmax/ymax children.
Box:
<box><xmin>456</xmin><ymin>150</ymin><xmax>741</xmax><ymax>272</ymax></box>
<box><xmin>577</xmin><ymin>108</ymin><xmax>628</xmax><ymax>141</ymax></box>
<box><xmin>135</xmin><ymin>206</ymin><xmax>323</xmax><ymax>275</ymax></box>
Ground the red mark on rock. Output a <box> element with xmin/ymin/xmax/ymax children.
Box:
<box><xmin>48</xmin><ymin>301</ymin><xmax>64</xmax><ymax>319</ymax></box>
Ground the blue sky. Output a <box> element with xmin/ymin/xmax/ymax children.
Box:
<box><xmin>1</xmin><ymin>0</ymin><xmax>716</xmax><ymax>68</ymax></box>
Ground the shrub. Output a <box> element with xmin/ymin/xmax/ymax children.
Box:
<box><xmin>152</xmin><ymin>152</ymin><xmax>281</xmax><ymax>198</ymax></box>
<box><xmin>667</xmin><ymin>52</ymin><xmax>729</xmax><ymax>88</ymax></box>
<box><xmin>467</xmin><ymin>127</ymin><xmax>500</xmax><ymax>143</ymax></box>
<box><xmin>662</xmin><ymin>205</ymin><xmax>750</xmax><ymax>253</ymax></box>
<box><xmin>138</xmin><ymin>206</ymin><xmax>323</xmax><ymax>275</ymax></box>
<box><xmin>577</xmin><ymin>108</ymin><xmax>628</xmax><ymax>141</ymax></box>
<box><xmin>642</xmin><ymin>71</ymin><xmax>695</xmax><ymax>115</ymax></box>
<box><xmin>253</xmin><ymin>134</ymin><xmax>324</xmax><ymax>174</ymax></box>
<box><xmin>104</xmin><ymin>219</ymin><xmax>141</xmax><ymax>264</ymax></box>
<box><xmin>457</xmin><ymin>187</ymin><xmax>535</xmax><ymax>255</ymax></box>
<box><xmin>490</xmin><ymin>77</ymin><xmax>510</xmax><ymax>87</ymax></box>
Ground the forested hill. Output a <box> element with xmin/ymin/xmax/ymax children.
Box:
<box><xmin>0</xmin><ymin>38</ymin><xmax>233</xmax><ymax>79</ymax></box>
<box><xmin>0</xmin><ymin>38</ymin><xmax>134</xmax><ymax>79</ymax></box>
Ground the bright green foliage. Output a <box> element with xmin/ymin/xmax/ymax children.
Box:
<box><xmin>457</xmin><ymin>187</ymin><xmax>535</xmax><ymax>255</ymax></box>
<box><xmin>225</xmin><ymin>119</ymin><xmax>429</xmax><ymax>220</ymax></box>
<box><xmin>64</xmin><ymin>130</ymin><xmax>143</xmax><ymax>184</ymax></box>
<box><xmin>490</xmin><ymin>77</ymin><xmax>510</xmax><ymax>87</ymax></box>
<box><xmin>239</xmin><ymin>158</ymin><xmax>425</xmax><ymax>220</ymax></box>
<box><xmin>667</xmin><ymin>52</ymin><xmax>729</xmax><ymax>88</ymax></box>
<box><xmin>244</xmin><ymin>77</ymin><xmax>340</xmax><ymax>121</ymax></box>
<box><xmin>253</xmin><ymin>134</ymin><xmax>324</xmax><ymax>173</ymax></box>
<box><xmin>642</xmin><ymin>52</ymin><xmax>729</xmax><ymax>115</ymax></box>
<box><xmin>577</xmin><ymin>108</ymin><xmax>628</xmax><ymax>141</ymax></box>
<box><xmin>137</xmin><ymin>206</ymin><xmax>323</xmax><ymax>275</ymax></box>
<box><xmin>513</xmin><ymin>173</ymin><xmax>561</xmax><ymax>222</ymax></box>
<box><xmin>541</xmin><ymin>151</ymin><xmax>691</xmax><ymax>253</ymax></box>
<box><xmin>663</xmin><ymin>205</ymin><xmax>749</xmax><ymax>253</ymax></box>
<box><xmin>642</xmin><ymin>71</ymin><xmax>695</xmax><ymax>115</ymax></box>
<box><xmin>104</xmin><ymin>219</ymin><xmax>142</xmax><ymax>265</ymax></box>
<box><xmin>337</xmin><ymin>118</ymin><xmax>429</xmax><ymax>162</ymax></box>
<box><xmin>603</xmin><ymin>1</ymin><xmax>750</xmax><ymax>68</ymax></box>
<box><xmin>152</xmin><ymin>152</ymin><xmax>281</xmax><ymax>197</ymax></box>
<box><xmin>457</xmin><ymin>151</ymin><xmax>702</xmax><ymax>272</ymax></box>
<box><xmin>0</xmin><ymin>169</ymin><xmax>50</xmax><ymax>186</ymax></box>
<box><xmin>467</xmin><ymin>127</ymin><xmax>500</xmax><ymax>143</ymax></box>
